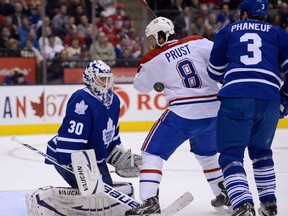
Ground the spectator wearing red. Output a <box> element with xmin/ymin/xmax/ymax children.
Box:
<box><xmin>111</xmin><ymin>3</ymin><xmax>125</xmax><ymax>29</ymax></box>
<box><xmin>99</xmin><ymin>15</ymin><xmax>117</xmax><ymax>37</ymax></box>
<box><xmin>63</xmin><ymin>24</ymin><xmax>85</xmax><ymax>48</ymax></box>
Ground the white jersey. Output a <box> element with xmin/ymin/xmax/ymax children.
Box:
<box><xmin>134</xmin><ymin>36</ymin><xmax>220</xmax><ymax>119</ymax></box>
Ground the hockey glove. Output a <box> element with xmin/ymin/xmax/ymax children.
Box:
<box><xmin>106</xmin><ymin>144</ymin><xmax>142</xmax><ymax>178</ymax></box>
<box><xmin>280</xmin><ymin>89</ymin><xmax>288</xmax><ymax>118</ymax></box>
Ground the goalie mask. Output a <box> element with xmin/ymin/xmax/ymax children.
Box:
<box><xmin>83</xmin><ymin>60</ymin><xmax>114</xmax><ymax>108</ymax></box>
<box><xmin>145</xmin><ymin>16</ymin><xmax>175</xmax><ymax>47</ymax></box>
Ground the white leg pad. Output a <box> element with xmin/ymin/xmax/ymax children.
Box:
<box><xmin>71</xmin><ymin>149</ymin><xmax>104</xmax><ymax>196</ymax></box>
<box><xmin>26</xmin><ymin>182</ymin><xmax>134</xmax><ymax>216</ymax></box>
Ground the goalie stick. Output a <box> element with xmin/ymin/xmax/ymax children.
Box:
<box><xmin>11</xmin><ymin>136</ymin><xmax>194</xmax><ymax>215</ymax></box>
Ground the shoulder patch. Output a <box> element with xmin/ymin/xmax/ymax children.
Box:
<box><xmin>74</xmin><ymin>100</ymin><xmax>88</xmax><ymax>115</ymax></box>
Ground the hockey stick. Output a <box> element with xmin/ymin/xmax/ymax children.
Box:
<box><xmin>140</xmin><ymin>0</ymin><xmax>157</xmax><ymax>18</ymax></box>
<box><xmin>11</xmin><ymin>136</ymin><xmax>194</xmax><ymax>215</ymax></box>
<box><xmin>11</xmin><ymin>136</ymin><xmax>140</xmax><ymax>209</ymax></box>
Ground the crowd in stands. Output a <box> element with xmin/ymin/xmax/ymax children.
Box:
<box><xmin>0</xmin><ymin>0</ymin><xmax>142</xmax><ymax>83</ymax></box>
<box><xmin>0</xmin><ymin>0</ymin><xmax>287</xmax><ymax>83</ymax></box>
<box><xmin>147</xmin><ymin>0</ymin><xmax>288</xmax><ymax>41</ymax></box>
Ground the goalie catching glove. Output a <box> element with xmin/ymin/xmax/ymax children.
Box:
<box><xmin>106</xmin><ymin>144</ymin><xmax>141</xmax><ymax>178</ymax></box>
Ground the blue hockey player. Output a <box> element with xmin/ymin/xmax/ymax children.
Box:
<box><xmin>207</xmin><ymin>0</ymin><xmax>288</xmax><ymax>215</ymax></box>
<box><xmin>36</xmin><ymin>60</ymin><xmax>142</xmax><ymax>215</ymax></box>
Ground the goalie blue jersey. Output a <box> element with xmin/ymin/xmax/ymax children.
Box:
<box><xmin>208</xmin><ymin>19</ymin><xmax>288</xmax><ymax>99</ymax></box>
<box><xmin>45</xmin><ymin>87</ymin><xmax>121</xmax><ymax>165</ymax></box>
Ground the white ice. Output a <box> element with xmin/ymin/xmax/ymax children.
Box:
<box><xmin>0</xmin><ymin>130</ymin><xmax>287</xmax><ymax>216</ymax></box>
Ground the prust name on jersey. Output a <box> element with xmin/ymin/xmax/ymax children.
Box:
<box><xmin>231</xmin><ymin>22</ymin><xmax>272</xmax><ymax>32</ymax></box>
<box><xmin>165</xmin><ymin>44</ymin><xmax>191</xmax><ymax>62</ymax></box>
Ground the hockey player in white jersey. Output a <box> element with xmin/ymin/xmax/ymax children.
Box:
<box><xmin>125</xmin><ymin>17</ymin><xmax>230</xmax><ymax>216</ymax></box>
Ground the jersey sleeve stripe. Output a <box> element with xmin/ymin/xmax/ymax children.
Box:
<box><xmin>169</xmin><ymin>94</ymin><xmax>218</xmax><ymax>105</ymax></box>
<box><xmin>222</xmin><ymin>79</ymin><xmax>280</xmax><ymax>90</ymax></box>
<box><xmin>56</xmin><ymin>148</ymin><xmax>85</xmax><ymax>153</ymax></box>
<box><xmin>208</xmin><ymin>62</ymin><xmax>228</xmax><ymax>70</ymax></box>
<box><xmin>280</xmin><ymin>59</ymin><xmax>288</xmax><ymax>69</ymax></box>
<box><xmin>224</xmin><ymin>68</ymin><xmax>282</xmax><ymax>84</ymax></box>
<box><xmin>57</xmin><ymin>137</ymin><xmax>88</xmax><ymax>144</ymax></box>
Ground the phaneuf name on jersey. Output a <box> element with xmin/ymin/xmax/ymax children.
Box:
<box><xmin>164</xmin><ymin>44</ymin><xmax>191</xmax><ymax>62</ymax></box>
<box><xmin>231</xmin><ymin>22</ymin><xmax>272</xmax><ymax>32</ymax></box>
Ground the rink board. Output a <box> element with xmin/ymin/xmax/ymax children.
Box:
<box><xmin>1</xmin><ymin>84</ymin><xmax>287</xmax><ymax>135</ymax></box>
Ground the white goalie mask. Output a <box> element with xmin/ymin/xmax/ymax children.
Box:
<box><xmin>83</xmin><ymin>60</ymin><xmax>114</xmax><ymax>108</ymax></box>
<box><xmin>145</xmin><ymin>16</ymin><xmax>175</xmax><ymax>47</ymax></box>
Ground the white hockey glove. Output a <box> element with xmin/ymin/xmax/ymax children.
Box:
<box><xmin>106</xmin><ymin>144</ymin><xmax>142</xmax><ymax>178</ymax></box>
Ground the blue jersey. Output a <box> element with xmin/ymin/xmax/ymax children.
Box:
<box><xmin>45</xmin><ymin>87</ymin><xmax>121</xmax><ymax>165</ymax></box>
<box><xmin>208</xmin><ymin>19</ymin><xmax>288</xmax><ymax>100</ymax></box>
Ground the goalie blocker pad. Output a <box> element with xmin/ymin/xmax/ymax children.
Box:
<box><xmin>26</xmin><ymin>182</ymin><xmax>134</xmax><ymax>216</ymax></box>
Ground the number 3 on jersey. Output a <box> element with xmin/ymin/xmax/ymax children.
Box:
<box><xmin>240</xmin><ymin>33</ymin><xmax>262</xmax><ymax>65</ymax></box>
<box><xmin>177</xmin><ymin>58</ymin><xmax>202</xmax><ymax>88</ymax></box>
<box><xmin>68</xmin><ymin>120</ymin><xmax>84</xmax><ymax>135</ymax></box>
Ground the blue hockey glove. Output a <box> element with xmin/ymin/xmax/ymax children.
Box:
<box><xmin>280</xmin><ymin>90</ymin><xmax>288</xmax><ymax>118</ymax></box>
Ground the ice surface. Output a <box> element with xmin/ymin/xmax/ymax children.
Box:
<box><xmin>0</xmin><ymin>130</ymin><xmax>287</xmax><ymax>215</ymax></box>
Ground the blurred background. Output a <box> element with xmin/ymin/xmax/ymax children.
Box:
<box><xmin>0</xmin><ymin>0</ymin><xmax>287</xmax><ymax>136</ymax></box>
<box><xmin>0</xmin><ymin>0</ymin><xmax>287</xmax><ymax>85</ymax></box>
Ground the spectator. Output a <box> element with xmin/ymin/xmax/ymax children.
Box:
<box><xmin>111</xmin><ymin>3</ymin><xmax>125</xmax><ymax>29</ymax></box>
<box><xmin>216</xmin><ymin>3</ymin><xmax>233</xmax><ymax>28</ymax></box>
<box><xmin>114</xmin><ymin>48</ymin><xmax>137</xmax><ymax>67</ymax></box>
<box><xmin>42</xmin><ymin>34</ymin><xmax>64</xmax><ymax>60</ymax></box>
<box><xmin>173</xmin><ymin>6</ymin><xmax>192</xmax><ymax>39</ymax></box>
<box><xmin>207</xmin><ymin>12</ymin><xmax>220</xmax><ymax>34</ymax></box>
<box><xmin>121</xmin><ymin>15</ymin><xmax>133</xmax><ymax>35</ymax></box>
<box><xmin>75</xmin><ymin>47</ymin><xmax>90</xmax><ymax>68</ymax></box>
<box><xmin>3</xmin><ymin>69</ymin><xmax>29</xmax><ymax>85</ymax></box>
<box><xmin>38</xmin><ymin>26</ymin><xmax>63</xmax><ymax>51</ymax></box>
<box><xmin>29</xmin><ymin>4</ymin><xmax>42</xmax><ymax>29</ymax></box>
<box><xmin>89</xmin><ymin>31</ymin><xmax>116</xmax><ymax>66</ymax></box>
<box><xmin>18</xmin><ymin>16</ymin><xmax>30</xmax><ymax>48</ymax></box>
<box><xmin>11</xmin><ymin>1</ymin><xmax>31</xmax><ymax>28</ymax></box>
<box><xmin>3</xmin><ymin>16</ymin><xmax>19</xmax><ymax>40</ymax></box>
<box><xmin>77</xmin><ymin>15</ymin><xmax>93</xmax><ymax>37</ymax></box>
<box><xmin>83</xmin><ymin>25</ymin><xmax>96</xmax><ymax>49</ymax></box>
<box><xmin>66</xmin><ymin>36</ymin><xmax>81</xmax><ymax>60</ymax></box>
<box><xmin>200</xmin><ymin>3</ymin><xmax>210</xmax><ymax>25</ymax></box>
<box><xmin>36</xmin><ymin>15</ymin><xmax>52</xmax><ymax>38</ymax></box>
<box><xmin>190</xmin><ymin>0</ymin><xmax>201</xmax><ymax>23</ymax></box>
<box><xmin>52</xmin><ymin>4</ymin><xmax>69</xmax><ymax>37</ymax></box>
<box><xmin>6</xmin><ymin>38</ymin><xmax>20</xmax><ymax>57</ymax></box>
<box><xmin>63</xmin><ymin>16</ymin><xmax>76</xmax><ymax>35</ymax></box>
<box><xmin>203</xmin><ymin>24</ymin><xmax>215</xmax><ymax>41</ymax></box>
<box><xmin>0</xmin><ymin>26</ymin><xmax>12</xmax><ymax>49</ymax></box>
<box><xmin>99</xmin><ymin>16</ymin><xmax>117</xmax><ymax>38</ymax></box>
<box><xmin>47</xmin><ymin>49</ymin><xmax>70</xmax><ymax>84</ymax></box>
<box><xmin>279</xmin><ymin>2</ymin><xmax>288</xmax><ymax>29</ymax></box>
<box><xmin>99</xmin><ymin>0</ymin><xmax>116</xmax><ymax>16</ymax></box>
<box><xmin>0</xmin><ymin>0</ymin><xmax>13</xmax><ymax>16</ymax></box>
<box><xmin>63</xmin><ymin>24</ymin><xmax>85</xmax><ymax>47</ymax></box>
<box><xmin>21</xmin><ymin>38</ymin><xmax>43</xmax><ymax>75</ymax></box>
<box><xmin>191</xmin><ymin>15</ymin><xmax>205</xmax><ymax>36</ymax></box>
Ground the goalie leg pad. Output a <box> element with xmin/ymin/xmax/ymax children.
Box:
<box><xmin>71</xmin><ymin>149</ymin><xmax>105</xmax><ymax>196</ymax></box>
<box><xmin>26</xmin><ymin>182</ymin><xmax>134</xmax><ymax>216</ymax></box>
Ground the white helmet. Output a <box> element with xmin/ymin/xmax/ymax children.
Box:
<box><xmin>83</xmin><ymin>60</ymin><xmax>114</xmax><ymax>108</ymax></box>
<box><xmin>145</xmin><ymin>16</ymin><xmax>175</xmax><ymax>47</ymax></box>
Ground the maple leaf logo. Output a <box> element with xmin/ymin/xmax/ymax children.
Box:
<box><xmin>30</xmin><ymin>92</ymin><xmax>45</xmax><ymax>117</ymax></box>
<box><xmin>75</xmin><ymin>100</ymin><xmax>88</xmax><ymax>115</ymax></box>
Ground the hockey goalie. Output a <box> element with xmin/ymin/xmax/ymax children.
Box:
<box><xmin>26</xmin><ymin>60</ymin><xmax>141</xmax><ymax>216</ymax></box>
